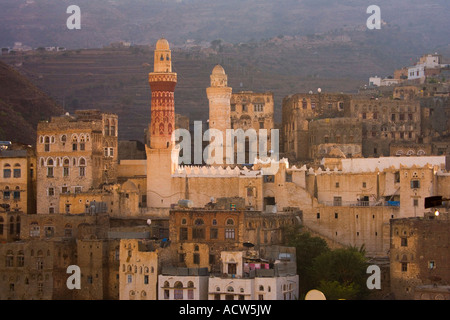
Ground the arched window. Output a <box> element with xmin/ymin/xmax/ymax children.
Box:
<box><xmin>44</xmin><ymin>136</ymin><xmax>50</xmax><ymax>152</ymax></box>
<box><xmin>80</xmin><ymin>134</ymin><xmax>86</xmax><ymax>150</ymax></box>
<box><xmin>226</xmin><ymin>219</ymin><xmax>234</xmax><ymax>226</ymax></box>
<box><xmin>63</xmin><ymin>158</ymin><xmax>70</xmax><ymax>177</ymax></box>
<box><xmin>16</xmin><ymin>216</ymin><xmax>20</xmax><ymax>235</ymax></box>
<box><xmin>163</xmin><ymin>281</ymin><xmax>170</xmax><ymax>288</ymax></box>
<box><xmin>5</xmin><ymin>250</ymin><xmax>14</xmax><ymax>267</ymax></box>
<box><xmin>193</xmin><ymin>219</ymin><xmax>205</xmax><ymax>240</ymax></box>
<box><xmin>17</xmin><ymin>250</ymin><xmax>24</xmax><ymax>267</ymax></box>
<box><xmin>3</xmin><ymin>163</ymin><xmax>11</xmax><ymax>178</ymax></box>
<box><xmin>72</xmin><ymin>135</ymin><xmax>78</xmax><ymax>151</ymax></box>
<box><xmin>174</xmin><ymin>281</ymin><xmax>183</xmax><ymax>300</ymax></box>
<box><xmin>79</xmin><ymin>158</ymin><xmax>86</xmax><ymax>177</ymax></box>
<box><xmin>61</xmin><ymin>135</ymin><xmax>67</xmax><ymax>143</ymax></box>
<box><xmin>110</xmin><ymin>120</ymin><xmax>116</xmax><ymax>137</ymax></box>
<box><xmin>227</xmin><ymin>286</ymin><xmax>234</xmax><ymax>292</ymax></box>
<box><xmin>9</xmin><ymin>216</ymin><xmax>14</xmax><ymax>235</ymax></box>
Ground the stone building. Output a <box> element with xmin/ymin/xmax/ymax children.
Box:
<box><xmin>208</xmin><ymin>247</ymin><xmax>298</xmax><ymax>300</ymax></box>
<box><xmin>308</xmin><ymin>117</ymin><xmax>362</xmax><ymax>160</ymax></box>
<box><xmin>229</xmin><ymin>91</ymin><xmax>275</xmax><ymax>164</ymax></box>
<box><xmin>36</xmin><ymin>110</ymin><xmax>118</xmax><ymax>214</ymax></box>
<box><xmin>350</xmin><ymin>97</ymin><xmax>422</xmax><ymax>157</ymax></box>
<box><xmin>118</xmin><ymin>238</ymin><xmax>177</xmax><ymax>300</ymax></box>
<box><xmin>281</xmin><ymin>92</ymin><xmax>352</xmax><ymax>161</ymax></box>
<box><xmin>0</xmin><ymin>239</ymin><xmax>77</xmax><ymax>300</ymax></box>
<box><xmin>74</xmin><ymin>239</ymin><xmax>120</xmax><ymax>300</ymax></box>
<box><xmin>0</xmin><ymin>143</ymin><xmax>36</xmax><ymax>215</ymax></box>
<box><xmin>390</xmin><ymin>212</ymin><xmax>450</xmax><ymax>300</ymax></box>
<box><xmin>169</xmin><ymin>201</ymin><xmax>301</xmax><ymax>273</ymax></box>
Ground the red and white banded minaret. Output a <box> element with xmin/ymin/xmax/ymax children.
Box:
<box><xmin>148</xmin><ymin>38</ymin><xmax>177</xmax><ymax>149</ymax></box>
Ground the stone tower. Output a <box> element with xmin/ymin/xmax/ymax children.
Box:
<box><xmin>206</xmin><ymin>65</ymin><xmax>233</xmax><ymax>165</ymax></box>
<box><xmin>148</xmin><ymin>38</ymin><xmax>177</xmax><ymax>149</ymax></box>
<box><xmin>146</xmin><ymin>38</ymin><xmax>179</xmax><ymax>208</ymax></box>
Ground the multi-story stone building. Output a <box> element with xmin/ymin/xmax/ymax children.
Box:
<box><xmin>0</xmin><ymin>143</ymin><xmax>36</xmax><ymax>216</ymax></box>
<box><xmin>169</xmin><ymin>199</ymin><xmax>301</xmax><ymax>273</ymax></box>
<box><xmin>119</xmin><ymin>238</ymin><xmax>177</xmax><ymax>300</ymax></box>
<box><xmin>350</xmin><ymin>97</ymin><xmax>422</xmax><ymax>157</ymax></box>
<box><xmin>282</xmin><ymin>92</ymin><xmax>352</xmax><ymax>161</ymax></box>
<box><xmin>0</xmin><ymin>239</ymin><xmax>77</xmax><ymax>300</ymax></box>
<box><xmin>390</xmin><ymin>212</ymin><xmax>450</xmax><ymax>300</ymax></box>
<box><xmin>308</xmin><ymin>117</ymin><xmax>362</xmax><ymax>160</ymax></box>
<box><xmin>36</xmin><ymin>110</ymin><xmax>118</xmax><ymax>214</ymax></box>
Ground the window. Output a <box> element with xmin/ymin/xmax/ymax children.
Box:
<box><xmin>410</xmin><ymin>180</ymin><xmax>420</xmax><ymax>189</ymax></box>
<box><xmin>44</xmin><ymin>226</ymin><xmax>55</xmax><ymax>237</ymax></box>
<box><xmin>17</xmin><ymin>251</ymin><xmax>24</xmax><ymax>267</ymax></box>
<box><xmin>285</xmin><ymin>173</ymin><xmax>292</xmax><ymax>182</ymax></box>
<box><xmin>225</xmin><ymin>229</ymin><xmax>235</xmax><ymax>240</ymax></box>
<box><xmin>144</xmin><ymin>275</ymin><xmax>149</xmax><ymax>285</ymax></box>
<box><xmin>79</xmin><ymin>167</ymin><xmax>85</xmax><ymax>177</ymax></box>
<box><xmin>30</xmin><ymin>223</ymin><xmax>40</xmax><ymax>237</ymax></box>
<box><xmin>413</xmin><ymin>199</ymin><xmax>419</xmax><ymax>207</ymax></box>
<box><xmin>401</xmin><ymin>237</ymin><xmax>408</xmax><ymax>247</ymax></box>
<box><xmin>333</xmin><ymin>197</ymin><xmax>342</xmax><ymax>206</ymax></box>
<box><xmin>13</xmin><ymin>190</ymin><xmax>20</xmax><ymax>200</ymax></box>
<box><xmin>44</xmin><ymin>137</ymin><xmax>50</xmax><ymax>152</ymax></box>
<box><xmin>263</xmin><ymin>175</ymin><xmax>275</xmax><ymax>183</ymax></box>
<box><xmin>46</xmin><ymin>166</ymin><xmax>54</xmax><ymax>177</ymax></box>
<box><xmin>3</xmin><ymin>164</ymin><xmax>11</xmax><ymax>178</ymax></box>
<box><xmin>48</xmin><ymin>187</ymin><xmax>55</xmax><ymax>196</ymax></box>
<box><xmin>227</xmin><ymin>263</ymin><xmax>237</xmax><ymax>275</ymax></box>
<box><xmin>210</xmin><ymin>228</ymin><xmax>218</xmax><ymax>240</ymax></box>
<box><xmin>401</xmin><ymin>262</ymin><xmax>408</xmax><ymax>272</ymax></box>
<box><xmin>5</xmin><ymin>251</ymin><xmax>14</xmax><ymax>267</ymax></box>
<box><xmin>174</xmin><ymin>282</ymin><xmax>183</xmax><ymax>300</ymax></box>
<box><xmin>180</xmin><ymin>227</ymin><xmax>188</xmax><ymax>241</ymax></box>
<box><xmin>193</xmin><ymin>253</ymin><xmax>200</xmax><ymax>264</ymax></box>
<box><xmin>63</xmin><ymin>158</ymin><xmax>70</xmax><ymax>177</ymax></box>
<box><xmin>13</xmin><ymin>168</ymin><xmax>21</xmax><ymax>178</ymax></box>
<box><xmin>127</xmin><ymin>275</ymin><xmax>132</xmax><ymax>283</ymax></box>
<box><xmin>428</xmin><ymin>261</ymin><xmax>436</xmax><ymax>269</ymax></box>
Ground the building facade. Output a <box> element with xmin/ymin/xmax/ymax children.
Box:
<box><xmin>36</xmin><ymin>110</ymin><xmax>118</xmax><ymax>214</ymax></box>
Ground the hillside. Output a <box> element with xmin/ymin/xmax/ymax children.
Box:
<box><xmin>0</xmin><ymin>0</ymin><xmax>448</xmax><ymax>50</ymax></box>
<box><xmin>0</xmin><ymin>61</ymin><xmax>63</xmax><ymax>145</ymax></box>
<box><xmin>1</xmin><ymin>25</ymin><xmax>449</xmax><ymax>142</ymax></box>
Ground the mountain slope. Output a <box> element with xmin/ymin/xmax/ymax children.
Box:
<box><xmin>0</xmin><ymin>61</ymin><xmax>63</xmax><ymax>145</ymax></box>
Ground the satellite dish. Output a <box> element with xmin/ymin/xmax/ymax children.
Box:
<box><xmin>147</xmin><ymin>219</ymin><xmax>152</xmax><ymax>225</ymax></box>
<box><xmin>305</xmin><ymin>289</ymin><xmax>326</xmax><ymax>300</ymax></box>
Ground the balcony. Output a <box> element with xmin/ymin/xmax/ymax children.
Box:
<box><xmin>322</xmin><ymin>200</ymin><xmax>400</xmax><ymax>207</ymax></box>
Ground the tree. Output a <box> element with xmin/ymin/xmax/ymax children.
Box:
<box><xmin>311</xmin><ymin>247</ymin><xmax>370</xmax><ymax>300</ymax></box>
<box><xmin>283</xmin><ymin>226</ymin><xmax>330</xmax><ymax>297</ymax></box>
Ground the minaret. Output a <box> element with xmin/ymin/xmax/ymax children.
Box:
<box><xmin>207</xmin><ymin>65</ymin><xmax>232</xmax><ymax>165</ymax></box>
<box><xmin>148</xmin><ymin>38</ymin><xmax>177</xmax><ymax>149</ymax></box>
<box><xmin>146</xmin><ymin>38</ymin><xmax>179</xmax><ymax>208</ymax></box>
